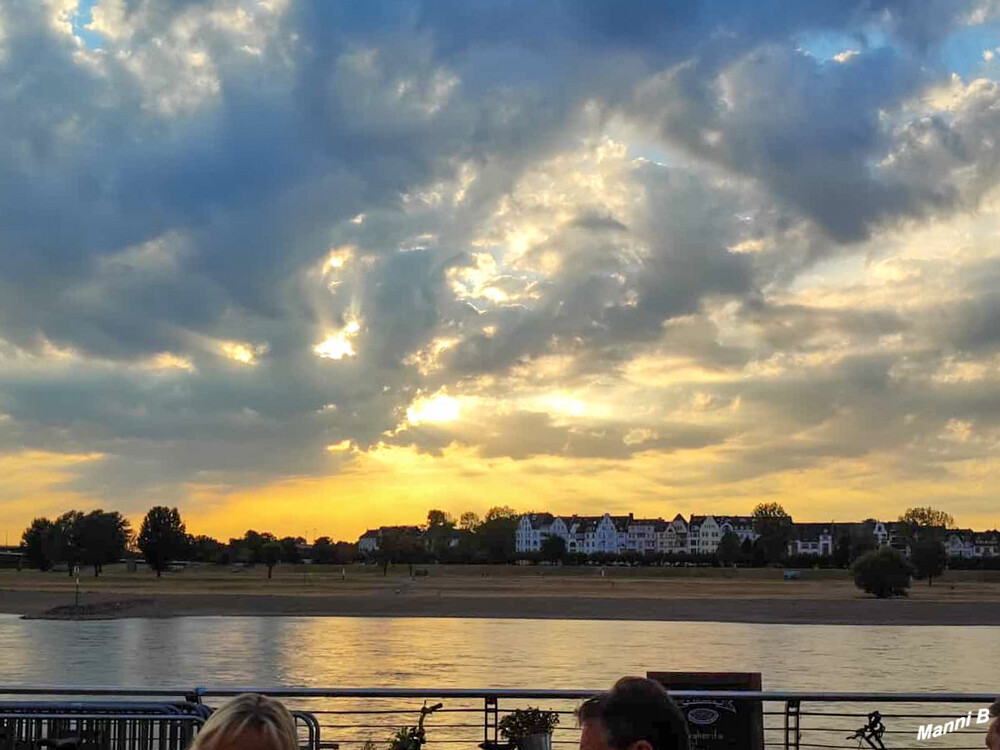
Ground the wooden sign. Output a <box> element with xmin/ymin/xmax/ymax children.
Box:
<box><xmin>646</xmin><ymin>672</ymin><xmax>763</xmax><ymax>750</ymax></box>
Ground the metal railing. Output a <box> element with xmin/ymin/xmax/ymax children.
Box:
<box><xmin>0</xmin><ymin>687</ymin><xmax>996</xmax><ymax>750</ymax></box>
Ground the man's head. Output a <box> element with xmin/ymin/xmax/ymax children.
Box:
<box><xmin>986</xmin><ymin>701</ymin><xmax>1000</xmax><ymax>750</ymax></box>
<box><xmin>578</xmin><ymin>677</ymin><xmax>690</xmax><ymax>750</ymax></box>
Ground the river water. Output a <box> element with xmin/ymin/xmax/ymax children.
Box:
<box><xmin>1</xmin><ymin>615</ymin><xmax>996</xmax><ymax>749</ymax></box>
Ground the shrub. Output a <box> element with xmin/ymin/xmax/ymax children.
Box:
<box><xmin>852</xmin><ymin>547</ymin><xmax>912</xmax><ymax>598</ymax></box>
<box><xmin>910</xmin><ymin>539</ymin><xmax>948</xmax><ymax>585</ymax></box>
<box><xmin>499</xmin><ymin>707</ymin><xmax>560</xmax><ymax>744</ymax></box>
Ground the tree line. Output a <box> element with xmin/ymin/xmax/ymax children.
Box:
<box><xmin>364</xmin><ymin>507</ymin><xmax>523</xmax><ymax>571</ymax></box>
<box><xmin>18</xmin><ymin>504</ymin><xmax>524</xmax><ymax>577</ymax></box>
<box><xmin>21</xmin><ymin>506</ymin><xmax>355</xmax><ymax>578</ymax></box>
<box><xmin>20</xmin><ymin>502</ymin><xmax>964</xmax><ymax>578</ymax></box>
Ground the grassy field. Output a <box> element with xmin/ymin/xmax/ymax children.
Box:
<box><xmin>4</xmin><ymin>562</ymin><xmax>1000</xmax><ymax>600</ymax></box>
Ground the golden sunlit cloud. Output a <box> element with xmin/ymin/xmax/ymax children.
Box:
<box><xmin>535</xmin><ymin>391</ymin><xmax>588</xmax><ymax>418</ymax></box>
<box><xmin>728</xmin><ymin>238</ymin><xmax>768</xmax><ymax>254</ymax></box>
<box><xmin>404</xmin><ymin>337</ymin><xmax>460</xmax><ymax>375</ymax></box>
<box><xmin>322</xmin><ymin>244</ymin><xmax>355</xmax><ymax>274</ymax></box>
<box><xmin>314</xmin><ymin>319</ymin><xmax>361</xmax><ymax>360</ymax></box>
<box><xmin>221</xmin><ymin>341</ymin><xmax>268</xmax><ymax>365</ymax></box>
<box><xmin>40</xmin><ymin>338</ymin><xmax>79</xmax><ymax>361</ymax></box>
<box><xmin>406</xmin><ymin>392</ymin><xmax>462</xmax><ymax>424</ymax></box>
<box><xmin>326</xmin><ymin>439</ymin><xmax>354</xmax><ymax>452</ymax></box>
<box><xmin>144</xmin><ymin>352</ymin><xmax>196</xmax><ymax>372</ymax></box>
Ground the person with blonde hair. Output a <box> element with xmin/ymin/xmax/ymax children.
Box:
<box><xmin>190</xmin><ymin>693</ymin><xmax>299</xmax><ymax>750</ymax></box>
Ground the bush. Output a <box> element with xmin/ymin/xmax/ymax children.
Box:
<box><xmin>499</xmin><ymin>708</ymin><xmax>560</xmax><ymax>744</ymax></box>
<box><xmin>852</xmin><ymin>547</ymin><xmax>912</xmax><ymax>598</ymax></box>
<box><xmin>910</xmin><ymin>539</ymin><xmax>948</xmax><ymax>585</ymax></box>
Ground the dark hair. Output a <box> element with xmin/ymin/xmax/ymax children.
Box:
<box><xmin>577</xmin><ymin>677</ymin><xmax>690</xmax><ymax>750</ymax></box>
<box><xmin>990</xmin><ymin>700</ymin><xmax>1000</xmax><ymax>718</ymax></box>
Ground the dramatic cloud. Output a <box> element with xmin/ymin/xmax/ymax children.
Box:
<box><xmin>1</xmin><ymin>0</ymin><xmax>999</xmax><ymax>537</ymax></box>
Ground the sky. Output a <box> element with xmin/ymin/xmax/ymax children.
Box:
<box><xmin>1</xmin><ymin>0</ymin><xmax>1000</xmax><ymax>544</ymax></box>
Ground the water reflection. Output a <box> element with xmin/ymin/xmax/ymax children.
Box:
<box><xmin>0</xmin><ymin>616</ymin><xmax>996</xmax><ymax>749</ymax></box>
<box><xmin>0</xmin><ymin>615</ymin><xmax>998</xmax><ymax>691</ymax></box>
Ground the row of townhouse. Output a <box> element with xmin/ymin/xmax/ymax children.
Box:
<box><xmin>514</xmin><ymin>513</ymin><xmax>758</xmax><ymax>556</ymax></box>
<box><xmin>944</xmin><ymin>530</ymin><xmax>1000</xmax><ymax>558</ymax></box>
<box><xmin>518</xmin><ymin>514</ymin><xmax>1000</xmax><ymax>560</ymax></box>
<box><xmin>783</xmin><ymin>521</ymin><xmax>1000</xmax><ymax>559</ymax></box>
<box><xmin>356</xmin><ymin>517</ymin><xmax>1000</xmax><ymax>561</ymax></box>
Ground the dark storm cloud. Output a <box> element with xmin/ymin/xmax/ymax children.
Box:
<box><xmin>0</xmin><ymin>0</ymin><xmax>997</xmax><ymax>507</ymax></box>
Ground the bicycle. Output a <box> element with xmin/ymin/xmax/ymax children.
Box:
<box><xmin>388</xmin><ymin>702</ymin><xmax>443</xmax><ymax>750</ymax></box>
<box><xmin>848</xmin><ymin>711</ymin><xmax>887</xmax><ymax>750</ymax></box>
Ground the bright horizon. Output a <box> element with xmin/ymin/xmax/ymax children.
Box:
<box><xmin>2</xmin><ymin>1</ymin><xmax>1000</xmax><ymax>545</ymax></box>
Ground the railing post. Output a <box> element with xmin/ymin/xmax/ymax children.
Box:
<box><xmin>784</xmin><ymin>699</ymin><xmax>800</xmax><ymax>750</ymax></box>
<box><xmin>485</xmin><ymin>695</ymin><xmax>499</xmax><ymax>746</ymax></box>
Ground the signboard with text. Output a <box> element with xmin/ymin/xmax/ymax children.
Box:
<box><xmin>647</xmin><ymin>671</ymin><xmax>763</xmax><ymax>750</ymax></box>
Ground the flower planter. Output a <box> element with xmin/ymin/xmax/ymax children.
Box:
<box><xmin>519</xmin><ymin>733</ymin><xmax>552</xmax><ymax>750</ymax></box>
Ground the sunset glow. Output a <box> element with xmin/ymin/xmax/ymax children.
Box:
<box><xmin>314</xmin><ymin>320</ymin><xmax>361</xmax><ymax>361</ymax></box>
<box><xmin>2</xmin><ymin>0</ymin><xmax>1000</xmax><ymax>546</ymax></box>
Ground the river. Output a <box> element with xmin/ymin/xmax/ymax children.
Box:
<box><xmin>1</xmin><ymin>615</ymin><xmax>996</xmax><ymax>689</ymax></box>
<box><xmin>1</xmin><ymin>615</ymin><xmax>995</xmax><ymax>749</ymax></box>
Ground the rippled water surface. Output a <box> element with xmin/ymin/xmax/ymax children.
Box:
<box><xmin>0</xmin><ymin>614</ymin><xmax>996</xmax><ymax>690</ymax></box>
<box><xmin>1</xmin><ymin>616</ymin><xmax>995</xmax><ymax>750</ymax></box>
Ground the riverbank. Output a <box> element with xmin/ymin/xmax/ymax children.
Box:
<box><xmin>5</xmin><ymin>588</ymin><xmax>1000</xmax><ymax>624</ymax></box>
<box><xmin>4</xmin><ymin>564</ymin><xmax>1000</xmax><ymax>624</ymax></box>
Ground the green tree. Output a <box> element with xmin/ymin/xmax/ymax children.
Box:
<box><xmin>137</xmin><ymin>506</ymin><xmax>187</xmax><ymax>577</ymax></box>
<box><xmin>333</xmin><ymin>541</ymin><xmax>356</xmax><ymax>564</ymax></box>
<box><xmin>424</xmin><ymin>509</ymin><xmax>456</xmax><ymax>559</ymax></box>
<box><xmin>899</xmin><ymin>507</ymin><xmax>954</xmax><ymax>530</ymax></box>
<box><xmin>833</xmin><ymin>532</ymin><xmax>852</xmax><ymax>567</ymax></box>
<box><xmin>477</xmin><ymin>506</ymin><xmax>520</xmax><ymax>563</ymax></box>
<box><xmin>751</xmin><ymin>502</ymin><xmax>792</xmax><ymax>563</ymax></box>
<box><xmin>311</xmin><ymin>536</ymin><xmax>335</xmax><ymax>564</ymax></box>
<box><xmin>910</xmin><ymin>539</ymin><xmax>948</xmax><ymax>586</ymax></box>
<box><xmin>279</xmin><ymin>536</ymin><xmax>305</xmax><ymax>564</ymax></box>
<box><xmin>54</xmin><ymin>510</ymin><xmax>85</xmax><ymax>577</ymax></box>
<box><xmin>188</xmin><ymin>535</ymin><xmax>226</xmax><ymax>563</ymax></box>
<box><xmin>717</xmin><ymin>532</ymin><xmax>742</xmax><ymax>565</ymax></box>
<box><xmin>262</xmin><ymin>541</ymin><xmax>282</xmax><ymax>578</ymax></box>
<box><xmin>459</xmin><ymin>511</ymin><xmax>481</xmax><ymax>532</ymax></box>
<box><xmin>378</xmin><ymin>528</ymin><xmax>424</xmax><ymax>576</ymax></box>
<box><xmin>852</xmin><ymin>547</ymin><xmax>912</xmax><ymax>598</ymax></box>
<box><xmin>540</xmin><ymin>535</ymin><xmax>567</xmax><ymax>563</ymax></box>
<box><xmin>21</xmin><ymin>518</ymin><xmax>60</xmax><ymax>571</ymax></box>
<box><xmin>77</xmin><ymin>510</ymin><xmax>131</xmax><ymax>577</ymax></box>
<box><xmin>240</xmin><ymin>530</ymin><xmax>277</xmax><ymax>564</ymax></box>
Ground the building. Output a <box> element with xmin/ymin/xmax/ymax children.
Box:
<box><xmin>788</xmin><ymin>523</ymin><xmax>835</xmax><ymax>557</ymax></box>
<box><xmin>356</xmin><ymin>525</ymin><xmax>422</xmax><ymax>554</ymax></box>
<box><xmin>622</xmin><ymin>518</ymin><xmax>665</xmax><ymax>555</ymax></box>
<box><xmin>974</xmin><ymin>532</ymin><xmax>1000</xmax><ymax>558</ymax></box>
<box><xmin>357</xmin><ymin>530</ymin><xmax>380</xmax><ymax>554</ymax></box>
<box><xmin>688</xmin><ymin>515</ymin><xmax>723</xmax><ymax>555</ymax></box>
<box><xmin>509</xmin><ymin>510</ymin><xmax>1000</xmax><ymax>561</ymax></box>
<box><xmin>517</xmin><ymin>512</ymin><xmax>671</xmax><ymax>556</ymax></box>
<box><xmin>658</xmin><ymin>514</ymin><xmax>690</xmax><ymax>554</ymax></box>
<box><xmin>515</xmin><ymin>514</ymin><xmax>571</xmax><ymax>553</ymax></box>
<box><xmin>584</xmin><ymin>514</ymin><xmax>628</xmax><ymax>555</ymax></box>
<box><xmin>946</xmin><ymin>530</ymin><xmax>977</xmax><ymax>559</ymax></box>
<box><xmin>717</xmin><ymin>516</ymin><xmax>758</xmax><ymax>545</ymax></box>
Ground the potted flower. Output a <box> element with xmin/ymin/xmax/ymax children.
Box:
<box><xmin>499</xmin><ymin>707</ymin><xmax>560</xmax><ymax>750</ymax></box>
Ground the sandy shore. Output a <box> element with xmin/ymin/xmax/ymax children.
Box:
<box><xmin>3</xmin><ymin>588</ymin><xmax>1000</xmax><ymax>625</ymax></box>
<box><xmin>4</xmin><ymin>565</ymin><xmax>1000</xmax><ymax>624</ymax></box>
